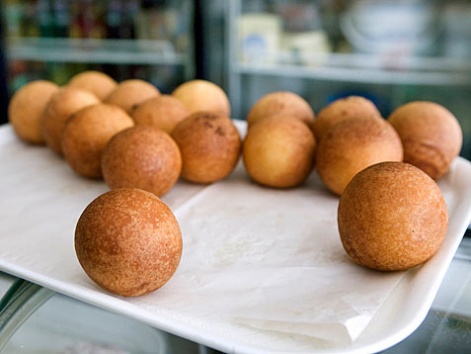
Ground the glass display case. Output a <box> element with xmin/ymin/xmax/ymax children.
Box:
<box><xmin>2</xmin><ymin>0</ymin><xmax>195</xmax><ymax>93</ymax></box>
<box><xmin>225</xmin><ymin>0</ymin><xmax>471</xmax><ymax>160</ymax></box>
<box><xmin>0</xmin><ymin>278</ymin><xmax>207</xmax><ymax>353</ymax></box>
<box><xmin>0</xmin><ymin>1</ymin><xmax>470</xmax><ymax>353</ymax></box>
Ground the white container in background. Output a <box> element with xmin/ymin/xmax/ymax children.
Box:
<box><xmin>238</xmin><ymin>13</ymin><xmax>282</xmax><ymax>64</ymax></box>
<box><xmin>282</xmin><ymin>31</ymin><xmax>331</xmax><ymax>66</ymax></box>
<box><xmin>340</xmin><ymin>0</ymin><xmax>438</xmax><ymax>56</ymax></box>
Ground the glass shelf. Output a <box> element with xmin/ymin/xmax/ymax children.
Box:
<box><xmin>233</xmin><ymin>53</ymin><xmax>471</xmax><ymax>86</ymax></box>
<box><xmin>6</xmin><ymin>37</ymin><xmax>187</xmax><ymax>66</ymax></box>
<box><xmin>225</xmin><ymin>0</ymin><xmax>471</xmax><ymax>121</ymax></box>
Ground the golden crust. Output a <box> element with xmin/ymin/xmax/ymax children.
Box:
<box><xmin>338</xmin><ymin>161</ymin><xmax>448</xmax><ymax>271</ymax></box>
<box><xmin>243</xmin><ymin>115</ymin><xmax>316</xmax><ymax>188</ymax></box>
<box><xmin>41</xmin><ymin>86</ymin><xmax>100</xmax><ymax>155</ymax></box>
<box><xmin>388</xmin><ymin>101</ymin><xmax>463</xmax><ymax>180</ymax></box>
<box><xmin>131</xmin><ymin>94</ymin><xmax>191</xmax><ymax>133</ymax></box>
<box><xmin>105</xmin><ymin>79</ymin><xmax>160</xmax><ymax>114</ymax></box>
<box><xmin>101</xmin><ymin>125</ymin><xmax>182</xmax><ymax>197</ymax></box>
<box><xmin>171</xmin><ymin>79</ymin><xmax>231</xmax><ymax>118</ymax></box>
<box><xmin>246</xmin><ymin>91</ymin><xmax>315</xmax><ymax>128</ymax></box>
<box><xmin>8</xmin><ymin>80</ymin><xmax>59</xmax><ymax>144</ymax></box>
<box><xmin>316</xmin><ymin>118</ymin><xmax>403</xmax><ymax>195</ymax></box>
<box><xmin>312</xmin><ymin>96</ymin><xmax>382</xmax><ymax>141</ymax></box>
<box><xmin>75</xmin><ymin>188</ymin><xmax>182</xmax><ymax>297</ymax></box>
<box><xmin>67</xmin><ymin>70</ymin><xmax>117</xmax><ymax>101</ymax></box>
<box><xmin>61</xmin><ymin>103</ymin><xmax>134</xmax><ymax>179</ymax></box>
<box><xmin>171</xmin><ymin>112</ymin><xmax>241</xmax><ymax>184</ymax></box>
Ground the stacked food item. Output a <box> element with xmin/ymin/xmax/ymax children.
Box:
<box><xmin>7</xmin><ymin>71</ymin><xmax>463</xmax><ymax>296</ymax></box>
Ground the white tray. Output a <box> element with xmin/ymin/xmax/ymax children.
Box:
<box><xmin>0</xmin><ymin>121</ymin><xmax>470</xmax><ymax>354</ymax></box>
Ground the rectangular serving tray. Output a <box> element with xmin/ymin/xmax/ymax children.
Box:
<box><xmin>0</xmin><ymin>122</ymin><xmax>470</xmax><ymax>353</ymax></box>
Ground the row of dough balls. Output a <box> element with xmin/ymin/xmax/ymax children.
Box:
<box><xmin>243</xmin><ymin>91</ymin><xmax>462</xmax><ymax>195</ymax></box>
<box><xmin>8</xmin><ymin>71</ymin><xmax>230</xmax><ymax>145</ymax></box>
<box><xmin>8</xmin><ymin>70</ymin><xmax>463</xmax><ymax>199</ymax></box>
<box><xmin>8</xmin><ymin>71</ymin><xmax>239</xmax><ymax>196</ymax></box>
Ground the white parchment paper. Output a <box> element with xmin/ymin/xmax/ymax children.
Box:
<box><xmin>156</xmin><ymin>167</ymin><xmax>405</xmax><ymax>347</ymax></box>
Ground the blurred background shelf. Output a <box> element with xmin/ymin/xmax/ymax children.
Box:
<box><xmin>234</xmin><ymin>54</ymin><xmax>471</xmax><ymax>86</ymax></box>
<box><xmin>224</xmin><ymin>0</ymin><xmax>471</xmax><ymax>160</ymax></box>
<box><xmin>2</xmin><ymin>0</ymin><xmax>194</xmax><ymax>92</ymax></box>
<box><xmin>7</xmin><ymin>37</ymin><xmax>185</xmax><ymax>65</ymax></box>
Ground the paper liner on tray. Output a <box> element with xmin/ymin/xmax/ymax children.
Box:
<box><xmin>148</xmin><ymin>166</ymin><xmax>406</xmax><ymax>346</ymax></box>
